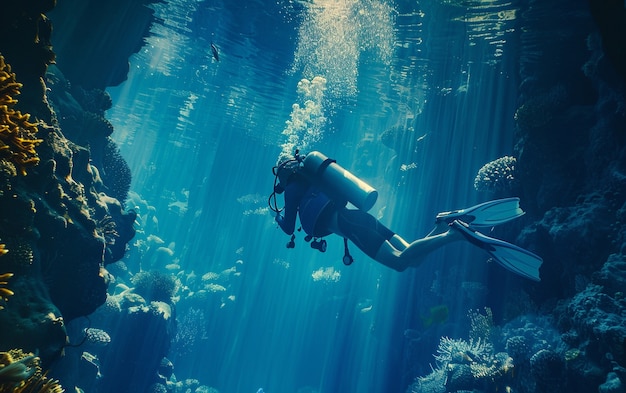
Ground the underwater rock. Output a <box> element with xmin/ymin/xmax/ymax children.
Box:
<box><xmin>48</xmin><ymin>0</ymin><xmax>160</xmax><ymax>89</ymax></box>
<box><xmin>599</xmin><ymin>371</ymin><xmax>626</xmax><ymax>393</ymax></box>
<box><xmin>97</xmin><ymin>301</ymin><xmax>175</xmax><ymax>393</ymax></box>
<box><xmin>0</xmin><ymin>1</ymin><xmax>56</xmax><ymax>122</ymax></box>
<box><xmin>558</xmin><ymin>280</ymin><xmax>626</xmax><ymax>366</ymax></box>
<box><xmin>505</xmin><ymin>335</ymin><xmax>530</xmax><ymax>364</ymax></box>
<box><xmin>46</xmin><ymin>66</ymin><xmax>133</xmax><ymax>206</ymax></box>
<box><xmin>0</xmin><ymin>0</ymin><xmax>138</xmax><ymax>369</ymax></box>
<box><xmin>98</xmin><ymin>193</ymin><xmax>136</xmax><ymax>264</ymax></box>
<box><xmin>587</xmin><ymin>0</ymin><xmax>626</xmax><ymax>82</ymax></box>
<box><xmin>513</xmin><ymin>0</ymin><xmax>626</xmax><ymax>221</ymax></box>
<box><xmin>499</xmin><ymin>314</ymin><xmax>563</xmax><ymax>361</ymax></box>
<box><xmin>593</xmin><ymin>253</ymin><xmax>626</xmax><ymax>297</ymax></box>
<box><xmin>0</xmin><ymin>274</ymin><xmax>67</xmax><ymax>364</ymax></box>
<box><xmin>519</xmin><ymin>192</ymin><xmax>616</xmax><ymax>298</ymax></box>
<box><xmin>530</xmin><ymin>349</ymin><xmax>566</xmax><ymax>393</ymax></box>
<box><xmin>445</xmin><ymin>363</ymin><xmax>474</xmax><ymax>391</ymax></box>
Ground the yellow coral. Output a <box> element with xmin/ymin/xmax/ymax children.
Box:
<box><xmin>0</xmin><ymin>55</ymin><xmax>43</xmax><ymax>176</ymax></box>
<box><xmin>0</xmin><ymin>349</ymin><xmax>65</xmax><ymax>392</ymax></box>
<box><xmin>0</xmin><ymin>244</ymin><xmax>12</xmax><ymax>310</ymax></box>
<box><xmin>0</xmin><ymin>273</ymin><xmax>14</xmax><ymax>297</ymax></box>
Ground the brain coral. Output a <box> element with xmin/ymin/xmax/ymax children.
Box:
<box><xmin>131</xmin><ymin>271</ymin><xmax>180</xmax><ymax>303</ymax></box>
<box><xmin>474</xmin><ymin>156</ymin><xmax>518</xmax><ymax>192</ymax></box>
<box><xmin>0</xmin><ymin>55</ymin><xmax>42</xmax><ymax>176</ymax></box>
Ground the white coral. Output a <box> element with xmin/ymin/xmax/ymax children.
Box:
<box><xmin>434</xmin><ymin>336</ymin><xmax>493</xmax><ymax>367</ymax></box>
<box><xmin>474</xmin><ymin>156</ymin><xmax>518</xmax><ymax>192</ymax></box>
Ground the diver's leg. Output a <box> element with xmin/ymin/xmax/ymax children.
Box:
<box><xmin>399</xmin><ymin>229</ymin><xmax>463</xmax><ymax>262</ymax></box>
<box><xmin>425</xmin><ymin>221</ymin><xmax>451</xmax><ymax>237</ymax></box>
<box><xmin>389</xmin><ymin>234</ymin><xmax>410</xmax><ymax>250</ymax></box>
<box><xmin>373</xmin><ymin>228</ymin><xmax>462</xmax><ymax>271</ymax></box>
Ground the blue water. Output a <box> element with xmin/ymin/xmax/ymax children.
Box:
<box><xmin>106</xmin><ymin>0</ymin><xmax>524</xmax><ymax>391</ymax></box>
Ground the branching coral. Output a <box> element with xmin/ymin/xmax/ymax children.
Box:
<box><xmin>0</xmin><ymin>352</ymin><xmax>37</xmax><ymax>383</ymax></box>
<box><xmin>0</xmin><ymin>55</ymin><xmax>43</xmax><ymax>176</ymax></box>
<box><xmin>0</xmin><ymin>349</ymin><xmax>64</xmax><ymax>392</ymax></box>
<box><xmin>409</xmin><ymin>307</ymin><xmax>516</xmax><ymax>393</ymax></box>
<box><xmin>434</xmin><ymin>336</ymin><xmax>494</xmax><ymax>368</ymax></box>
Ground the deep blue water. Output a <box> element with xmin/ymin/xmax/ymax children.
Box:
<box><xmin>105</xmin><ymin>0</ymin><xmax>527</xmax><ymax>391</ymax></box>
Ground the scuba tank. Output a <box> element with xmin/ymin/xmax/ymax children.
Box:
<box><xmin>302</xmin><ymin>151</ymin><xmax>378</xmax><ymax>212</ymax></box>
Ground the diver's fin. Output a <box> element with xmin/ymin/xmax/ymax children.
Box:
<box><xmin>436</xmin><ymin>197</ymin><xmax>525</xmax><ymax>228</ymax></box>
<box><xmin>451</xmin><ymin>220</ymin><xmax>542</xmax><ymax>281</ymax></box>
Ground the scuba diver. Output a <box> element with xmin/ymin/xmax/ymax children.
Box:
<box><xmin>268</xmin><ymin>150</ymin><xmax>543</xmax><ymax>281</ymax></box>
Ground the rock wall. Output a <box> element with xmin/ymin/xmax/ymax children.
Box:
<box><xmin>0</xmin><ymin>0</ymin><xmax>152</xmax><ymax>369</ymax></box>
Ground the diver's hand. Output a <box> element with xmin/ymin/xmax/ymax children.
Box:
<box><xmin>274</xmin><ymin>212</ymin><xmax>283</xmax><ymax>224</ymax></box>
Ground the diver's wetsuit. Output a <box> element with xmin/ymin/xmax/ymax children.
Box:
<box><xmin>336</xmin><ymin>209</ymin><xmax>394</xmax><ymax>259</ymax></box>
<box><xmin>276</xmin><ymin>174</ymin><xmax>394</xmax><ymax>257</ymax></box>
<box><xmin>276</xmin><ymin>174</ymin><xmax>334</xmax><ymax>237</ymax></box>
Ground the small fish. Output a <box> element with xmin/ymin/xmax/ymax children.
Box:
<box><xmin>420</xmin><ymin>304</ymin><xmax>449</xmax><ymax>328</ymax></box>
<box><xmin>211</xmin><ymin>42</ymin><xmax>219</xmax><ymax>62</ymax></box>
<box><xmin>83</xmin><ymin>327</ymin><xmax>111</xmax><ymax>347</ymax></box>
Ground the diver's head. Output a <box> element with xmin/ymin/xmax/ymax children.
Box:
<box><xmin>274</xmin><ymin>153</ymin><xmax>303</xmax><ymax>193</ymax></box>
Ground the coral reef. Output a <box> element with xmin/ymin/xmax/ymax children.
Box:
<box><xmin>45</xmin><ymin>67</ymin><xmax>132</xmax><ymax>205</ymax></box>
<box><xmin>407</xmin><ymin>309</ymin><xmax>517</xmax><ymax>393</ymax></box>
<box><xmin>519</xmin><ymin>192</ymin><xmax>619</xmax><ymax>299</ymax></box>
<box><xmin>406</xmin><ymin>307</ymin><xmax>579</xmax><ymax>393</ymax></box>
<box><xmin>0</xmin><ymin>0</ymin><xmax>137</xmax><ymax>379</ymax></box>
<box><xmin>556</xmin><ymin>254</ymin><xmax>626</xmax><ymax>383</ymax></box>
<box><xmin>0</xmin><ymin>349</ymin><xmax>64</xmax><ymax>393</ymax></box>
<box><xmin>0</xmin><ymin>2</ymin><xmax>56</xmax><ymax>122</ymax></box>
<box><xmin>130</xmin><ymin>270</ymin><xmax>180</xmax><ymax>303</ymax></box>
<box><xmin>0</xmin><ymin>55</ymin><xmax>43</xmax><ymax>176</ymax></box>
<box><xmin>529</xmin><ymin>349</ymin><xmax>566</xmax><ymax>392</ymax></box>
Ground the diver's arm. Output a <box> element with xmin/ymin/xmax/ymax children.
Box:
<box><xmin>276</xmin><ymin>181</ymin><xmax>301</xmax><ymax>235</ymax></box>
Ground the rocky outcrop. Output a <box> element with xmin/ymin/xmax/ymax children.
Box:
<box><xmin>0</xmin><ymin>0</ymin><xmax>150</xmax><ymax>367</ymax></box>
